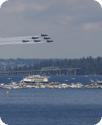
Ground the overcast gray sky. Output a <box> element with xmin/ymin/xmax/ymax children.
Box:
<box><xmin>0</xmin><ymin>0</ymin><xmax>101</xmax><ymax>58</ymax></box>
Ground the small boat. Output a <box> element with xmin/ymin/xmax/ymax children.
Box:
<box><xmin>0</xmin><ymin>117</ymin><xmax>8</xmax><ymax>125</ymax></box>
<box><xmin>95</xmin><ymin>117</ymin><xmax>102</xmax><ymax>125</ymax></box>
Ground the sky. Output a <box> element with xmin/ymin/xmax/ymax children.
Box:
<box><xmin>0</xmin><ymin>0</ymin><xmax>101</xmax><ymax>58</ymax></box>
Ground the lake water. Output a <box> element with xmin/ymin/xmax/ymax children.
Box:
<box><xmin>0</xmin><ymin>88</ymin><xmax>102</xmax><ymax>125</ymax></box>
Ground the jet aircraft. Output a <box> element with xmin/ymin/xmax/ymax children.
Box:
<box><xmin>34</xmin><ymin>39</ymin><xmax>41</xmax><ymax>42</ymax></box>
<box><xmin>31</xmin><ymin>36</ymin><xmax>39</xmax><ymax>39</ymax></box>
<box><xmin>22</xmin><ymin>40</ymin><xmax>30</xmax><ymax>43</ymax></box>
<box><xmin>46</xmin><ymin>40</ymin><xmax>54</xmax><ymax>43</ymax></box>
<box><xmin>41</xmin><ymin>33</ymin><xmax>48</xmax><ymax>37</ymax></box>
<box><xmin>44</xmin><ymin>37</ymin><xmax>51</xmax><ymax>40</ymax></box>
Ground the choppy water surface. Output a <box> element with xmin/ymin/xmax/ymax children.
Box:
<box><xmin>0</xmin><ymin>89</ymin><xmax>102</xmax><ymax>125</ymax></box>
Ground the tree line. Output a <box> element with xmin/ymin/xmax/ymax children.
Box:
<box><xmin>0</xmin><ymin>56</ymin><xmax>102</xmax><ymax>75</ymax></box>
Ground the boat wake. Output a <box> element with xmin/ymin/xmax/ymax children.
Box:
<box><xmin>0</xmin><ymin>117</ymin><xmax>8</xmax><ymax>125</ymax></box>
<box><xmin>95</xmin><ymin>117</ymin><xmax>102</xmax><ymax>125</ymax></box>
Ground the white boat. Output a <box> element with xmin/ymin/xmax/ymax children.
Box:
<box><xmin>0</xmin><ymin>117</ymin><xmax>8</xmax><ymax>125</ymax></box>
<box><xmin>95</xmin><ymin>117</ymin><xmax>102</xmax><ymax>125</ymax></box>
<box><xmin>22</xmin><ymin>75</ymin><xmax>48</xmax><ymax>83</ymax></box>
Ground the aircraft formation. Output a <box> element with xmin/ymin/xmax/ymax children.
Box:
<box><xmin>22</xmin><ymin>33</ymin><xmax>54</xmax><ymax>43</ymax></box>
<box><xmin>0</xmin><ymin>33</ymin><xmax>54</xmax><ymax>46</ymax></box>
